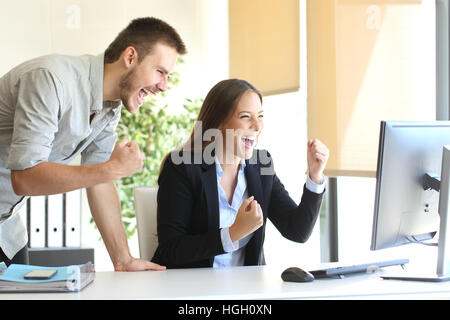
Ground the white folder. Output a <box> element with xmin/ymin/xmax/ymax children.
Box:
<box><xmin>29</xmin><ymin>196</ymin><xmax>46</xmax><ymax>248</ymax></box>
<box><xmin>65</xmin><ymin>190</ymin><xmax>81</xmax><ymax>247</ymax></box>
<box><xmin>47</xmin><ymin>194</ymin><xmax>63</xmax><ymax>247</ymax></box>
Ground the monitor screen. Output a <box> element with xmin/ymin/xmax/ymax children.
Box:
<box><xmin>371</xmin><ymin>121</ymin><xmax>450</xmax><ymax>251</ymax></box>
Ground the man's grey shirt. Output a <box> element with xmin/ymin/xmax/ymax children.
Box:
<box><xmin>0</xmin><ymin>53</ymin><xmax>122</xmax><ymax>259</ymax></box>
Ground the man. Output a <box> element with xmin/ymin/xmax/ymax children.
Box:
<box><xmin>0</xmin><ymin>17</ymin><xmax>186</xmax><ymax>271</ymax></box>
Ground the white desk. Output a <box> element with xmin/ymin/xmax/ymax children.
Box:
<box><xmin>1</xmin><ymin>264</ymin><xmax>450</xmax><ymax>300</ymax></box>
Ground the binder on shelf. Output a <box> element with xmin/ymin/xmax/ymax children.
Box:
<box><xmin>65</xmin><ymin>190</ymin><xmax>81</xmax><ymax>247</ymax></box>
<box><xmin>0</xmin><ymin>261</ymin><xmax>95</xmax><ymax>292</ymax></box>
<box><xmin>29</xmin><ymin>196</ymin><xmax>46</xmax><ymax>248</ymax></box>
<box><xmin>47</xmin><ymin>194</ymin><xmax>63</xmax><ymax>247</ymax></box>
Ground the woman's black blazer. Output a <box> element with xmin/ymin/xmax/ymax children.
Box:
<box><xmin>151</xmin><ymin>149</ymin><xmax>324</xmax><ymax>269</ymax></box>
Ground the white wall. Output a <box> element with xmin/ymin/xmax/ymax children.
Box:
<box><xmin>1</xmin><ymin>0</ymin><xmax>315</xmax><ymax>271</ymax></box>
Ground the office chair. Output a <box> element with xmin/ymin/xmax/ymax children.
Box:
<box><xmin>133</xmin><ymin>186</ymin><xmax>159</xmax><ymax>261</ymax></box>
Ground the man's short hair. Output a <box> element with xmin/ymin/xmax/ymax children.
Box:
<box><xmin>104</xmin><ymin>17</ymin><xmax>187</xmax><ymax>63</ymax></box>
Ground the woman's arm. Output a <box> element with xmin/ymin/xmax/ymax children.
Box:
<box><xmin>268</xmin><ymin>174</ymin><xmax>324</xmax><ymax>243</ymax></box>
<box><xmin>267</xmin><ymin>139</ymin><xmax>328</xmax><ymax>243</ymax></box>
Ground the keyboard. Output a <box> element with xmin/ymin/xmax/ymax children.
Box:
<box><xmin>309</xmin><ymin>258</ymin><xmax>409</xmax><ymax>279</ymax></box>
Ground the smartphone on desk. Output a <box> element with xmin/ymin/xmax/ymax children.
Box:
<box><xmin>24</xmin><ymin>269</ymin><xmax>57</xmax><ymax>280</ymax></box>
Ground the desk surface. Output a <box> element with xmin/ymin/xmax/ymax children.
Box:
<box><xmin>1</xmin><ymin>264</ymin><xmax>450</xmax><ymax>300</ymax></box>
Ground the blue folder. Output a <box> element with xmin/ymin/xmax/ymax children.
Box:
<box><xmin>0</xmin><ymin>261</ymin><xmax>94</xmax><ymax>292</ymax></box>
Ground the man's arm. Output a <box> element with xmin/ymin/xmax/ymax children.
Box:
<box><xmin>11</xmin><ymin>161</ymin><xmax>114</xmax><ymax>196</ymax></box>
<box><xmin>10</xmin><ymin>138</ymin><xmax>165</xmax><ymax>271</ymax></box>
<box><xmin>86</xmin><ymin>182</ymin><xmax>165</xmax><ymax>271</ymax></box>
<box><xmin>11</xmin><ymin>138</ymin><xmax>140</xmax><ymax>196</ymax></box>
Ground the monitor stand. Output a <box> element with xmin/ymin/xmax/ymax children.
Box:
<box><xmin>381</xmin><ymin>146</ymin><xmax>450</xmax><ymax>282</ymax></box>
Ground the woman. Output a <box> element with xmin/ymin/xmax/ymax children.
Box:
<box><xmin>152</xmin><ymin>79</ymin><xmax>329</xmax><ymax>269</ymax></box>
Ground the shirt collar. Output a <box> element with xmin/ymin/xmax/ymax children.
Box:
<box><xmin>214</xmin><ymin>156</ymin><xmax>248</xmax><ymax>211</ymax></box>
<box><xmin>214</xmin><ymin>156</ymin><xmax>246</xmax><ymax>178</ymax></box>
<box><xmin>89</xmin><ymin>53</ymin><xmax>122</xmax><ymax>114</ymax></box>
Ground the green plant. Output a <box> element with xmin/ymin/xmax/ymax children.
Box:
<box><xmin>90</xmin><ymin>63</ymin><xmax>202</xmax><ymax>238</ymax></box>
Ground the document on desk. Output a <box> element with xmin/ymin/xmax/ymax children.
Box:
<box><xmin>0</xmin><ymin>262</ymin><xmax>94</xmax><ymax>293</ymax></box>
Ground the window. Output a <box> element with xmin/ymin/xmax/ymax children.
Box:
<box><xmin>306</xmin><ymin>0</ymin><xmax>440</xmax><ymax>266</ymax></box>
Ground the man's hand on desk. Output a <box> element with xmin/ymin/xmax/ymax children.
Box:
<box><xmin>114</xmin><ymin>257</ymin><xmax>166</xmax><ymax>272</ymax></box>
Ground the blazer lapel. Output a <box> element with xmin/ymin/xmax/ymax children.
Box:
<box><xmin>200</xmin><ymin>160</ymin><xmax>265</xmax><ymax>229</ymax></box>
<box><xmin>200</xmin><ymin>162</ymin><xmax>220</xmax><ymax>230</ymax></box>
<box><xmin>244</xmin><ymin>163</ymin><xmax>265</xmax><ymax>215</ymax></box>
<box><xmin>244</xmin><ymin>161</ymin><xmax>267</xmax><ymax>265</ymax></box>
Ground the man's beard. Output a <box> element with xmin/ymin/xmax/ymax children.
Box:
<box><xmin>118</xmin><ymin>67</ymin><xmax>137</xmax><ymax>110</ymax></box>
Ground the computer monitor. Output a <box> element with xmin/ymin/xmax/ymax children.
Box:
<box><xmin>371</xmin><ymin>121</ymin><xmax>450</xmax><ymax>281</ymax></box>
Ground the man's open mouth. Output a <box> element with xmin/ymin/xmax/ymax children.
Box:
<box><xmin>137</xmin><ymin>88</ymin><xmax>156</xmax><ymax>105</ymax></box>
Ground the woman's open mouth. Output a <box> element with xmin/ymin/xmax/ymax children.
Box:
<box><xmin>241</xmin><ymin>136</ymin><xmax>256</xmax><ymax>149</ymax></box>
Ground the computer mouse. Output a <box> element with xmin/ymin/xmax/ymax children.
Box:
<box><xmin>281</xmin><ymin>267</ymin><xmax>315</xmax><ymax>283</ymax></box>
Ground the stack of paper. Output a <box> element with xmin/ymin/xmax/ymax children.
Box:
<box><xmin>0</xmin><ymin>261</ymin><xmax>94</xmax><ymax>292</ymax></box>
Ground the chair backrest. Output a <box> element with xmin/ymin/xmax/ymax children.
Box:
<box><xmin>133</xmin><ymin>186</ymin><xmax>159</xmax><ymax>260</ymax></box>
